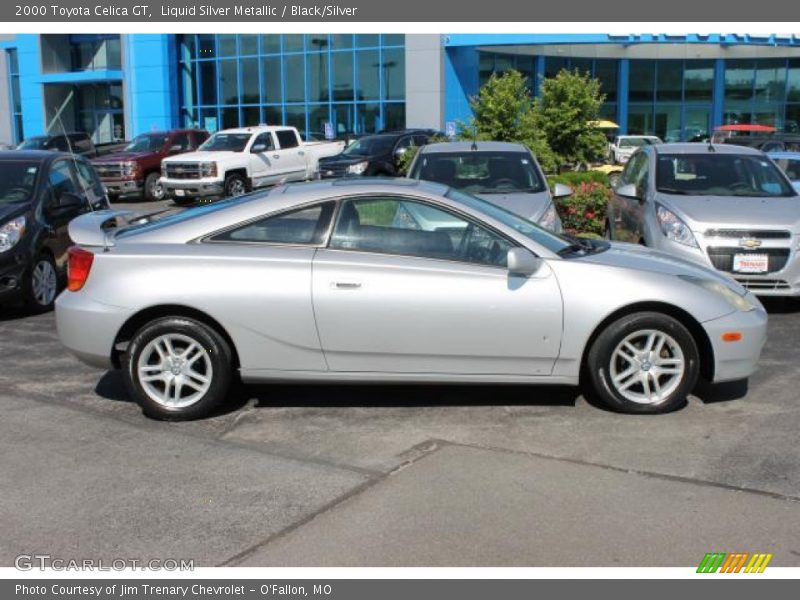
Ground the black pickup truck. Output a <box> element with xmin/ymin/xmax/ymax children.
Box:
<box><xmin>17</xmin><ymin>132</ymin><xmax>127</xmax><ymax>158</ymax></box>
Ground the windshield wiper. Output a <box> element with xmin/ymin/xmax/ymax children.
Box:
<box><xmin>656</xmin><ymin>188</ymin><xmax>692</xmax><ymax>195</ymax></box>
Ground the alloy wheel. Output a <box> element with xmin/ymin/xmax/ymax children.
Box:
<box><xmin>31</xmin><ymin>259</ymin><xmax>57</xmax><ymax>307</ymax></box>
<box><xmin>136</xmin><ymin>333</ymin><xmax>213</xmax><ymax>408</ymax></box>
<box><xmin>609</xmin><ymin>329</ymin><xmax>685</xmax><ymax>405</ymax></box>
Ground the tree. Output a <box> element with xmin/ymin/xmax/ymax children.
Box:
<box><xmin>531</xmin><ymin>68</ymin><xmax>608</xmax><ymax>167</ymax></box>
<box><xmin>457</xmin><ymin>71</ymin><xmax>557</xmax><ymax>172</ymax></box>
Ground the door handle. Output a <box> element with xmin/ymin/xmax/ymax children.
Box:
<box><xmin>332</xmin><ymin>281</ymin><xmax>362</xmax><ymax>290</ymax></box>
<box><xmin>298</xmin><ymin>150</ymin><xmax>305</xmax><ymax>156</ymax></box>
<box><xmin>273</xmin><ymin>154</ymin><xmax>280</xmax><ymax>159</ymax></box>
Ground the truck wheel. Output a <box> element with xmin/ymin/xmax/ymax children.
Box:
<box><xmin>224</xmin><ymin>174</ymin><xmax>248</xmax><ymax>197</ymax></box>
<box><xmin>144</xmin><ymin>172</ymin><xmax>165</xmax><ymax>201</ymax></box>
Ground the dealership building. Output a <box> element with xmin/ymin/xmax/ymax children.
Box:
<box><xmin>2</xmin><ymin>33</ymin><xmax>800</xmax><ymax>146</ymax></box>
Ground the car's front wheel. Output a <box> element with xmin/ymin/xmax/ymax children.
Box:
<box><xmin>122</xmin><ymin>317</ymin><xmax>232</xmax><ymax>420</ymax></box>
<box><xmin>24</xmin><ymin>253</ymin><xmax>59</xmax><ymax>313</ymax></box>
<box><xmin>224</xmin><ymin>173</ymin><xmax>248</xmax><ymax>197</ymax></box>
<box><xmin>587</xmin><ymin>312</ymin><xmax>699</xmax><ymax>414</ymax></box>
<box><xmin>144</xmin><ymin>172</ymin><xmax>165</xmax><ymax>201</ymax></box>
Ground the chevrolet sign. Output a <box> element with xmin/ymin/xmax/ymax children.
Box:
<box><xmin>738</xmin><ymin>238</ymin><xmax>763</xmax><ymax>249</ymax></box>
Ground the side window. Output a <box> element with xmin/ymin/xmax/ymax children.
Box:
<box><xmin>276</xmin><ymin>129</ymin><xmax>299</xmax><ymax>149</ymax></box>
<box><xmin>252</xmin><ymin>132</ymin><xmax>275</xmax><ymax>152</ymax></box>
<box><xmin>211</xmin><ymin>202</ymin><xmax>335</xmax><ymax>245</ymax></box>
<box><xmin>329</xmin><ymin>197</ymin><xmax>512</xmax><ymax>267</ymax></box>
<box><xmin>412</xmin><ymin>135</ymin><xmax>429</xmax><ymax>147</ymax></box>
<box><xmin>395</xmin><ymin>136</ymin><xmax>413</xmax><ymax>152</ymax></box>
<box><xmin>48</xmin><ymin>160</ymin><xmax>79</xmax><ymax>200</ymax></box>
<box><xmin>171</xmin><ymin>132</ymin><xmax>191</xmax><ymax>151</ymax></box>
<box><xmin>74</xmin><ymin>159</ymin><xmax>105</xmax><ymax>197</ymax></box>
<box><xmin>620</xmin><ymin>151</ymin><xmax>643</xmax><ymax>186</ymax></box>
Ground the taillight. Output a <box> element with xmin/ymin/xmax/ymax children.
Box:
<box><xmin>67</xmin><ymin>247</ymin><xmax>94</xmax><ymax>291</ymax></box>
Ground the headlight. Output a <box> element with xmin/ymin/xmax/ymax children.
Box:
<box><xmin>656</xmin><ymin>204</ymin><xmax>698</xmax><ymax>248</ymax></box>
<box><xmin>679</xmin><ymin>275</ymin><xmax>757</xmax><ymax>312</ymax></box>
<box><xmin>121</xmin><ymin>161</ymin><xmax>137</xmax><ymax>177</ymax></box>
<box><xmin>538</xmin><ymin>203</ymin><xmax>559</xmax><ymax>231</ymax></box>
<box><xmin>201</xmin><ymin>162</ymin><xmax>218</xmax><ymax>178</ymax></box>
<box><xmin>347</xmin><ymin>161</ymin><xmax>369</xmax><ymax>175</ymax></box>
<box><xmin>0</xmin><ymin>216</ymin><xmax>26</xmax><ymax>253</ymax></box>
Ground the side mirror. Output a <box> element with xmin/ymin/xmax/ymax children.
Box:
<box><xmin>552</xmin><ymin>183</ymin><xmax>573</xmax><ymax>198</ymax></box>
<box><xmin>251</xmin><ymin>143</ymin><xmax>267</xmax><ymax>153</ymax></box>
<box><xmin>168</xmin><ymin>144</ymin><xmax>184</xmax><ymax>154</ymax></box>
<box><xmin>615</xmin><ymin>183</ymin><xmax>641</xmax><ymax>200</ymax></box>
<box><xmin>394</xmin><ymin>146</ymin><xmax>408</xmax><ymax>159</ymax></box>
<box><xmin>51</xmin><ymin>191</ymin><xmax>84</xmax><ymax>212</ymax></box>
<box><xmin>507</xmin><ymin>247</ymin><xmax>542</xmax><ymax>277</ymax></box>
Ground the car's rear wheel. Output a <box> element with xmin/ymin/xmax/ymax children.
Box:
<box><xmin>122</xmin><ymin>317</ymin><xmax>232</xmax><ymax>420</ymax></box>
<box><xmin>24</xmin><ymin>254</ymin><xmax>59</xmax><ymax>313</ymax></box>
<box><xmin>587</xmin><ymin>312</ymin><xmax>699</xmax><ymax>414</ymax></box>
<box><xmin>144</xmin><ymin>172</ymin><xmax>165</xmax><ymax>201</ymax></box>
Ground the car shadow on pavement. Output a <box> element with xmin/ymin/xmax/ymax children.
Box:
<box><xmin>0</xmin><ymin>304</ymin><xmax>36</xmax><ymax>322</ymax></box>
<box><xmin>692</xmin><ymin>378</ymin><xmax>749</xmax><ymax>405</ymax></box>
<box><xmin>760</xmin><ymin>297</ymin><xmax>800</xmax><ymax>314</ymax></box>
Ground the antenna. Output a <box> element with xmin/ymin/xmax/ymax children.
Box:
<box><xmin>50</xmin><ymin>108</ymin><xmax>97</xmax><ymax>214</ymax></box>
<box><xmin>470</xmin><ymin>127</ymin><xmax>478</xmax><ymax>151</ymax></box>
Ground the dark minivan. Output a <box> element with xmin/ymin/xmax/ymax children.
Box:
<box><xmin>318</xmin><ymin>130</ymin><xmax>437</xmax><ymax>179</ymax></box>
<box><xmin>0</xmin><ymin>151</ymin><xmax>108</xmax><ymax>312</ymax></box>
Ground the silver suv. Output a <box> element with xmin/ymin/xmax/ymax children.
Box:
<box><xmin>607</xmin><ymin>143</ymin><xmax>800</xmax><ymax>296</ymax></box>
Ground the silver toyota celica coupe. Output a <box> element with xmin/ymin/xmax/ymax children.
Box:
<box><xmin>56</xmin><ymin>179</ymin><xmax>767</xmax><ymax>420</ymax></box>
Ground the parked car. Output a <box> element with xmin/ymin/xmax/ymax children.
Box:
<box><xmin>91</xmin><ymin>129</ymin><xmax>209</xmax><ymax>202</ymax></box>
<box><xmin>406</xmin><ymin>141</ymin><xmax>568</xmax><ymax>232</ymax></box>
<box><xmin>17</xmin><ymin>132</ymin><xmax>127</xmax><ymax>158</ymax></box>
<box><xmin>608</xmin><ymin>135</ymin><xmax>662</xmax><ymax>164</ymax></box>
<box><xmin>0</xmin><ymin>151</ymin><xmax>108</xmax><ymax>312</ymax></box>
<box><xmin>768</xmin><ymin>151</ymin><xmax>800</xmax><ymax>191</ymax></box>
<box><xmin>607</xmin><ymin>143</ymin><xmax>800</xmax><ymax>296</ymax></box>
<box><xmin>318</xmin><ymin>130</ymin><xmax>436</xmax><ymax>179</ymax></box>
<box><xmin>57</xmin><ymin>179</ymin><xmax>765</xmax><ymax>420</ymax></box>
<box><xmin>159</xmin><ymin>126</ymin><xmax>344</xmax><ymax>204</ymax></box>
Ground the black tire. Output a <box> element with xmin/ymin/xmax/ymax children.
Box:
<box><xmin>122</xmin><ymin>317</ymin><xmax>233</xmax><ymax>421</ymax></box>
<box><xmin>23</xmin><ymin>253</ymin><xmax>59</xmax><ymax>314</ymax></box>
<box><xmin>143</xmin><ymin>172</ymin><xmax>165</xmax><ymax>201</ymax></box>
<box><xmin>171</xmin><ymin>195</ymin><xmax>194</xmax><ymax>207</ymax></box>
<box><xmin>223</xmin><ymin>173</ymin><xmax>248</xmax><ymax>197</ymax></box>
<box><xmin>586</xmin><ymin>312</ymin><xmax>699</xmax><ymax>414</ymax></box>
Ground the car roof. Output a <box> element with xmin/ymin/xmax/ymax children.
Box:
<box><xmin>281</xmin><ymin>177</ymin><xmax>450</xmax><ymax>196</ymax></box>
<box><xmin>653</xmin><ymin>142</ymin><xmax>764</xmax><ymax>155</ymax></box>
<box><xmin>213</xmin><ymin>126</ymin><xmax>294</xmax><ymax>134</ymax></box>
<box><xmin>0</xmin><ymin>150</ymin><xmax>62</xmax><ymax>162</ymax></box>
<box><xmin>419</xmin><ymin>141</ymin><xmax>528</xmax><ymax>154</ymax></box>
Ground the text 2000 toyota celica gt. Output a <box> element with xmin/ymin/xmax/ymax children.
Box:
<box><xmin>55</xmin><ymin>179</ymin><xmax>767</xmax><ymax>420</ymax></box>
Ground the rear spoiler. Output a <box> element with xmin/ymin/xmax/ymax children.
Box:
<box><xmin>67</xmin><ymin>209</ymin><xmax>138</xmax><ymax>248</ymax></box>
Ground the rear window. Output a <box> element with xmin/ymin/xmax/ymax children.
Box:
<box><xmin>276</xmin><ymin>130</ymin><xmax>299</xmax><ymax>149</ymax></box>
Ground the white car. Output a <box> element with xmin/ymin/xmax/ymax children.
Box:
<box><xmin>609</xmin><ymin>135</ymin><xmax>662</xmax><ymax>165</ymax></box>
<box><xmin>160</xmin><ymin>126</ymin><xmax>344</xmax><ymax>203</ymax></box>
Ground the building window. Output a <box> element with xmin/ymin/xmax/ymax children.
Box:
<box><xmin>7</xmin><ymin>49</ymin><xmax>23</xmax><ymax>143</ymax></box>
<box><xmin>70</xmin><ymin>35</ymin><xmax>122</xmax><ymax>71</ymax></box>
<box><xmin>178</xmin><ymin>34</ymin><xmax>406</xmax><ymax>137</ymax></box>
<box><xmin>724</xmin><ymin>58</ymin><xmax>794</xmax><ymax>130</ymax></box>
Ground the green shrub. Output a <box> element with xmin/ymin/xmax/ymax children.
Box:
<box><xmin>555</xmin><ymin>180</ymin><xmax>611</xmax><ymax>237</ymax></box>
<box><xmin>547</xmin><ymin>170</ymin><xmax>609</xmax><ymax>188</ymax></box>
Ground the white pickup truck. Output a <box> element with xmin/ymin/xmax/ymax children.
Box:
<box><xmin>160</xmin><ymin>126</ymin><xmax>344</xmax><ymax>202</ymax></box>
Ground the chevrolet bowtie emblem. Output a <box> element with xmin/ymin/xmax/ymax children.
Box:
<box><xmin>739</xmin><ymin>238</ymin><xmax>763</xmax><ymax>249</ymax></box>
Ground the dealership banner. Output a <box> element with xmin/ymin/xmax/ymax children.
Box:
<box><xmin>3</xmin><ymin>0</ymin><xmax>799</xmax><ymax>22</ymax></box>
<box><xmin>4</xmin><ymin>579</ymin><xmax>800</xmax><ymax>599</ymax></box>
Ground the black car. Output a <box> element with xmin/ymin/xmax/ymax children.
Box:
<box><xmin>318</xmin><ymin>130</ymin><xmax>437</xmax><ymax>179</ymax></box>
<box><xmin>0</xmin><ymin>151</ymin><xmax>109</xmax><ymax>312</ymax></box>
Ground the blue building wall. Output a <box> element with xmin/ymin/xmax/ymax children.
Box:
<box><xmin>15</xmin><ymin>35</ymin><xmax>45</xmax><ymax>137</ymax></box>
<box><xmin>124</xmin><ymin>34</ymin><xmax>180</xmax><ymax>135</ymax></box>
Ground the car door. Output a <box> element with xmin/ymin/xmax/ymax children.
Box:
<box><xmin>43</xmin><ymin>159</ymin><xmax>90</xmax><ymax>268</ymax></box>
<box><xmin>312</xmin><ymin>195</ymin><xmax>564</xmax><ymax>375</ymax></box>
<box><xmin>274</xmin><ymin>129</ymin><xmax>308</xmax><ymax>181</ymax></box>
<box><xmin>611</xmin><ymin>150</ymin><xmax>648</xmax><ymax>243</ymax></box>
<box><xmin>248</xmin><ymin>131</ymin><xmax>278</xmax><ymax>187</ymax></box>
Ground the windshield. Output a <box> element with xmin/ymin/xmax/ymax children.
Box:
<box><xmin>412</xmin><ymin>151</ymin><xmax>547</xmax><ymax>195</ymax></box>
<box><xmin>444</xmin><ymin>188</ymin><xmax>572</xmax><ymax>254</ymax></box>
<box><xmin>656</xmin><ymin>153</ymin><xmax>796</xmax><ymax>197</ymax></box>
<box><xmin>0</xmin><ymin>161</ymin><xmax>39</xmax><ymax>205</ymax></box>
<box><xmin>125</xmin><ymin>134</ymin><xmax>169</xmax><ymax>153</ymax></box>
<box><xmin>342</xmin><ymin>136</ymin><xmax>395</xmax><ymax>157</ymax></box>
<box><xmin>17</xmin><ymin>137</ymin><xmax>48</xmax><ymax>150</ymax></box>
<box><xmin>619</xmin><ymin>137</ymin><xmax>659</xmax><ymax>148</ymax></box>
<box><xmin>198</xmin><ymin>133</ymin><xmax>252</xmax><ymax>152</ymax></box>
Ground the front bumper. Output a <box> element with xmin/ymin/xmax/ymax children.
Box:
<box><xmin>703</xmin><ymin>303</ymin><xmax>768</xmax><ymax>382</ymax></box>
<box><xmin>0</xmin><ymin>256</ymin><xmax>27</xmax><ymax>303</ymax></box>
<box><xmin>160</xmin><ymin>177</ymin><xmax>225</xmax><ymax>199</ymax></box>
<box><xmin>651</xmin><ymin>235</ymin><xmax>800</xmax><ymax>297</ymax></box>
<box><xmin>55</xmin><ymin>291</ymin><xmax>134</xmax><ymax>369</ymax></box>
<box><xmin>102</xmin><ymin>178</ymin><xmax>144</xmax><ymax>197</ymax></box>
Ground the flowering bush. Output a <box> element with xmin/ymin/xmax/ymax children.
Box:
<box><xmin>556</xmin><ymin>180</ymin><xmax>610</xmax><ymax>237</ymax></box>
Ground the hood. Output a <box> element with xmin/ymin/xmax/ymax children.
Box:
<box><xmin>92</xmin><ymin>150</ymin><xmax>160</xmax><ymax>163</ymax></box>
<box><xmin>657</xmin><ymin>193</ymin><xmax>800</xmax><ymax>232</ymax></box>
<box><xmin>162</xmin><ymin>150</ymin><xmax>237</xmax><ymax>164</ymax></box>
<box><xmin>475</xmin><ymin>191</ymin><xmax>552</xmax><ymax>222</ymax></box>
<box><xmin>583</xmin><ymin>241</ymin><xmax>744</xmax><ymax>289</ymax></box>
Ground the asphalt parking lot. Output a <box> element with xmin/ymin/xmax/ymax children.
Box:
<box><xmin>1</xmin><ymin>197</ymin><xmax>799</xmax><ymax>567</ymax></box>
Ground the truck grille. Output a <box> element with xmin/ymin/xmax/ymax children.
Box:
<box><xmin>707</xmin><ymin>247</ymin><xmax>790</xmax><ymax>274</ymax></box>
<box><xmin>319</xmin><ymin>164</ymin><xmax>350</xmax><ymax>179</ymax></box>
<box><xmin>93</xmin><ymin>163</ymin><xmax>124</xmax><ymax>178</ymax></box>
<box><xmin>704</xmin><ymin>229</ymin><xmax>791</xmax><ymax>240</ymax></box>
<box><xmin>165</xmin><ymin>163</ymin><xmax>202</xmax><ymax>180</ymax></box>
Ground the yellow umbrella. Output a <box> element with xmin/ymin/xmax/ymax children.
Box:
<box><xmin>588</xmin><ymin>120</ymin><xmax>619</xmax><ymax>129</ymax></box>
